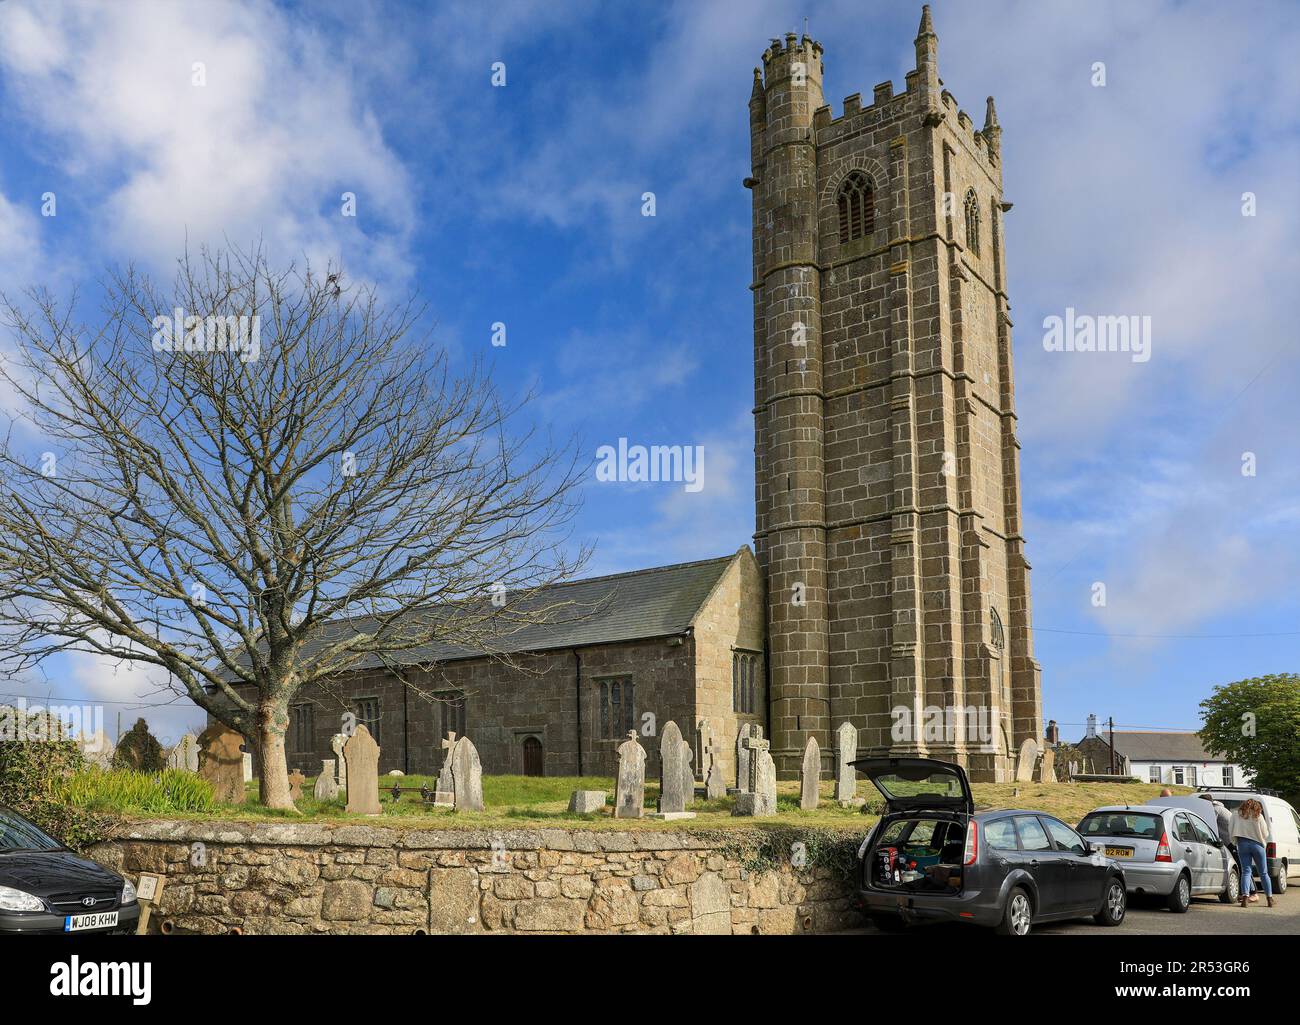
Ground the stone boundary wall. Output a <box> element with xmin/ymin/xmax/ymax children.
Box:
<box><xmin>88</xmin><ymin>821</ymin><xmax>862</xmax><ymax>935</ymax></box>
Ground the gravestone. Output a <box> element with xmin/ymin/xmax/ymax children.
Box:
<box><xmin>167</xmin><ymin>733</ymin><xmax>199</xmax><ymax>772</ymax></box>
<box><xmin>314</xmin><ymin>760</ymin><xmax>340</xmax><ymax>800</ymax></box>
<box><xmin>732</xmin><ymin>733</ymin><xmax>776</xmax><ymax>817</ymax></box>
<box><xmin>614</xmin><ymin>730</ymin><xmax>646</xmax><ymax>819</ymax></box>
<box><xmin>242</xmin><ymin>752</ymin><xmax>253</xmax><ymax>783</ymax></box>
<box><xmin>287</xmin><ymin>770</ymin><xmax>306</xmax><ymax>802</ymax></box>
<box><xmin>568</xmin><ymin>790</ymin><xmax>606</xmax><ymax>814</ymax></box>
<box><xmin>800</xmin><ymin>736</ymin><xmax>821</xmax><ymax>811</ymax></box>
<box><xmin>736</xmin><ymin>722</ymin><xmax>759</xmax><ymax>792</ymax></box>
<box><xmin>834</xmin><ymin>722</ymin><xmax>857</xmax><ymax>803</ymax></box>
<box><xmin>331</xmin><ymin>734</ymin><xmax>349</xmax><ymax>791</ymax></box>
<box><xmin>1037</xmin><ymin>747</ymin><xmax>1056</xmax><ymax>784</ymax></box>
<box><xmin>653</xmin><ymin>721</ymin><xmax>691</xmax><ymax>817</ymax></box>
<box><xmin>437</xmin><ymin>732</ymin><xmax>457</xmax><ymax>795</ymax></box>
<box><xmin>343</xmin><ymin>725</ymin><xmax>382</xmax><ymax>815</ymax></box>
<box><xmin>704</xmin><ymin>733</ymin><xmax>726</xmax><ymax>800</ymax></box>
<box><xmin>449</xmin><ymin>735</ymin><xmax>484</xmax><ymax>812</ymax></box>
<box><xmin>1015</xmin><ymin>738</ymin><xmax>1039</xmax><ymax>782</ymax></box>
<box><xmin>197</xmin><ymin>725</ymin><xmax>245</xmax><ymax>804</ymax></box>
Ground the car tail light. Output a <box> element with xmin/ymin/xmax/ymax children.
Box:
<box><xmin>1155</xmin><ymin>831</ymin><xmax>1172</xmax><ymax>862</ymax></box>
<box><xmin>963</xmin><ymin>821</ymin><xmax>979</xmax><ymax>866</ymax></box>
<box><xmin>1267</xmin><ymin>841</ymin><xmax>1277</xmax><ymax>859</ymax></box>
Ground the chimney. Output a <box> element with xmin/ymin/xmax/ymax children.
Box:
<box><xmin>1086</xmin><ymin>714</ymin><xmax>1097</xmax><ymax>739</ymax></box>
<box><xmin>1045</xmin><ymin>720</ymin><xmax>1059</xmax><ymax>745</ymax></box>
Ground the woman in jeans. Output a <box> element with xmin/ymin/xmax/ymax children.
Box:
<box><xmin>1232</xmin><ymin>798</ymin><xmax>1274</xmax><ymax>908</ymax></box>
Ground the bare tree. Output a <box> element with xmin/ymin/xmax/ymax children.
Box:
<box><xmin>0</xmin><ymin>248</ymin><xmax>585</xmax><ymax>809</ymax></box>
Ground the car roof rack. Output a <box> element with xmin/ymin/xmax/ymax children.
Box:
<box><xmin>1196</xmin><ymin>785</ymin><xmax>1280</xmax><ymax>797</ymax></box>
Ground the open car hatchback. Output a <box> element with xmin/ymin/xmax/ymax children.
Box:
<box><xmin>853</xmin><ymin>757</ymin><xmax>1128</xmax><ymax>936</ymax></box>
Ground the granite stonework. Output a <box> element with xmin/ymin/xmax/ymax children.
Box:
<box><xmin>88</xmin><ymin>820</ymin><xmax>860</xmax><ymax>935</ymax></box>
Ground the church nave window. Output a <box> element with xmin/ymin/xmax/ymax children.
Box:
<box><xmin>439</xmin><ymin>691</ymin><xmax>467</xmax><ymax>739</ymax></box>
<box><xmin>597</xmin><ymin>677</ymin><xmax>635</xmax><ymax>739</ymax></box>
<box><xmin>290</xmin><ymin>702</ymin><xmax>315</xmax><ymax>754</ymax></box>
<box><xmin>732</xmin><ymin>651</ymin><xmax>760</xmax><ymax>714</ymax></box>
<box><xmin>353</xmin><ymin>696</ymin><xmax>381</xmax><ymax>746</ymax></box>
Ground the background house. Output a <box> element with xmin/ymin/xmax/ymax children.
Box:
<box><xmin>1073</xmin><ymin>714</ymin><xmax>1251</xmax><ymax>787</ymax></box>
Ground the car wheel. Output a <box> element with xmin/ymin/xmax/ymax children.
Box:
<box><xmin>1219</xmin><ymin>869</ymin><xmax>1240</xmax><ymax>905</ymax></box>
<box><xmin>1094</xmin><ymin>878</ymin><xmax>1126</xmax><ymax>926</ymax></box>
<box><xmin>869</xmin><ymin>914</ymin><xmax>907</xmax><ymax>933</ymax></box>
<box><xmin>995</xmin><ymin>887</ymin><xmax>1033</xmax><ymax>936</ymax></box>
<box><xmin>1166</xmin><ymin>873</ymin><xmax>1192</xmax><ymax>913</ymax></box>
<box><xmin>1273</xmin><ymin>866</ymin><xmax>1288</xmax><ymax>894</ymax></box>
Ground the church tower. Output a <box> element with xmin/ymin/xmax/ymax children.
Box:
<box><xmin>749</xmin><ymin>7</ymin><xmax>1042</xmax><ymax>781</ymax></box>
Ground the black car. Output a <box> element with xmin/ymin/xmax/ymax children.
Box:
<box><xmin>854</xmin><ymin>757</ymin><xmax>1128</xmax><ymax>936</ymax></box>
<box><xmin>0</xmin><ymin>804</ymin><xmax>139</xmax><ymax>934</ymax></box>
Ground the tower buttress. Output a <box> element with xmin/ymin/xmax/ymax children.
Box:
<box><xmin>751</xmin><ymin>33</ymin><xmax>830</xmax><ymax>776</ymax></box>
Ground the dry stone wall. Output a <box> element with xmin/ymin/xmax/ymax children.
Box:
<box><xmin>89</xmin><ymin>820</ymin><xmax>861</xmax><ymax>935</ymax></box>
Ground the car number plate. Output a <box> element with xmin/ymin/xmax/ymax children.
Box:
<box><xmin>1104</xmin><ymin>846</ymin><xmax>1134</xmax><ymax>858</ymax></box>
<box><xmin>64</xmin><ymin>911</ymin><xmax>119</xmax><ymax>932</ymax></box>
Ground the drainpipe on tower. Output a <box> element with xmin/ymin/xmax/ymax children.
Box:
<box><xmin>572</xmin><ymin>649</ymin><xmax>583</xmax><ymax>776</ymax></box>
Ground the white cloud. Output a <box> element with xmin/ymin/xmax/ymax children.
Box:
<box><xmin>0</xmin><ymin>0</ymin><xmax>415</xmax><ymax>286</ymax></box>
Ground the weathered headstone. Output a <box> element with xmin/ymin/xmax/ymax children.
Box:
<box><xmin>331</xmin><ymin>734</ymin><xmax>349</xmax><ymax>791</ymax></box>
<box><xmin>343</xmin><ymin>725</ymin><xmax>382</xmax><ymax>815</ymax></box>
<box><xmin>736</xmin><ymin>722</ymin><xmax>760</xmax><ymax>792</ymax></box>
<box><xmin>568</xmin><ymin>790</ymin><xmax>606</xmax><ymax>814</ymax></box>
<box><xmin>733</xmin><ymin>733</ymin><xmax>776</xmax><ymax>816</ymax></box>
<box><xmin>800</xmin><ymin>736</ymin><xmax>821</xmax><ymax>810</ymax></box>
<box><xmin>834</xmin><ymin>722</ymin><xmax>857</xmax><ymax>803</ymax></box>
<box><xmin>448</xmin><ymin>735</ymin><xmax>484</xmax><ymax>812</ymax></box>
<box><xmin>287</xmin><ymin>770</ymin><xmax>306</xmax><ymax>802</ymax></box>
<box><xmin>614</xmin><ymin>730</ymin><xmax>646</xmax><ymax>819</ymax></box>
<box><xmin>197</xmin><ymin>725</ymin><xmax>245</xmax><ymax>804</ymax></box>
<box><xmin>1015</xmin><ymin>738</ymin><xmax>1039</xmax><ymax>782</ymax></box>
<box><xmin>704</xmin><ymin>733</ymin><xmax>726</xmax><ymax>800</ymax></box>
<box><xmin>242</xmin><ymin>752</ymin><xmax>253</xmax><ymax>783</ymax></box>
<box><xmin>654</xmin><ymin>721</ymin><xmax>689</xmax><ymax>816</ymax></box>
<box><xmin>1037</xmin><ymin>746</ymin><xmax>1056</xmax><ymax>784</ymax></box>
<box><xmin>436</xmin><ymin>732</ymin><xmax>456</xmax><ymax>795</ymax></box>
<box><xmin>314</xmin><ymin>759</ymin><xmax>340</xmax><ymax>800</ymax></box>
<box><xmin>166</xmin><ymin>733</ymin><xmax>199</xmax><ymax>772</ymax></box>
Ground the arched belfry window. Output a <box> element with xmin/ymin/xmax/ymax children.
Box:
<box><xmin>836</xmin><ymin>172</ymin><xmax>875</xmax><ymax>243</ymax></box>
<box><xmin>964</xmin><ymin>188</ymin><xmax>980</xmax><ymax>255</ymax></box>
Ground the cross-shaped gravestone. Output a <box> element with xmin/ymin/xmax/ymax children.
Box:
<box><xmin>288</xmin><ymin>769</ymin><xmax>306</xmax><ymax>802</ymax></box>
<box><xmin>436</xmin><ymin>732</ymin><xmax>457</xmax><ymax>795</ymax></box>
<box><xmin>743</xmin><ymin>733</ymin><xmax>770</xmax><ymax>793</ymax></box>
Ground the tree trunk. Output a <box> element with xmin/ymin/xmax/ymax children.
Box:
<box><xmin>257</xmin><ymin>704</ymin><xmax>296</xmax><ymax>811</ymax></box>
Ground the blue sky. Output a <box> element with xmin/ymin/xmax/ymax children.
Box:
<box><xmin>0</xmin><ymin>0</ymin><xmax>1296</xmax><ymax>747</ymax></box>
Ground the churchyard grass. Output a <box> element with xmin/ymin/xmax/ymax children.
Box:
<box><xmin>139</xmin><ymin>774</ymin><xmax>1190</xmax><ymax>832</ymax></box>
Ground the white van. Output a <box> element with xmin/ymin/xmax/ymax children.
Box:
<box><xmin>1198</xmin><ymin>788</ymin><xmax>1300</xmax><ymax>893</ymax></box>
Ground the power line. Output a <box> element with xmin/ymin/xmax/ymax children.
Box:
<box><xmin>1036</xmin><ymin>627</ymin><xmax>1300</xmax><ymax>639</ymax></box>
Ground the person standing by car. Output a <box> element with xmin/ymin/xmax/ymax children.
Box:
<box><xmin>1232</xmin><ymin>798</ymin><xmax>1274</xmax><ymax>908</ymax></box>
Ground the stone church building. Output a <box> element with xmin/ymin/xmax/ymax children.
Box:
<box><xmin>252</xmin><ymin>8</ymin><xmax>1042</xmax><ymax>785</ymax></box>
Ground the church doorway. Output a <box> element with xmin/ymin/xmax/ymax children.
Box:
<box><xmin>522</xmin><ymin>735</ymin><xmax>544</xmax><ymax>776</ymax></box>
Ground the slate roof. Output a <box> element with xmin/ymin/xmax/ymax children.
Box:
<box><xmin>226</xmin><ymin>552</ymin><xmax>740</xmax><ymax>678</ymax></box>
<box><xmin>1089</xmin><ymin>731</ymin><xmax>1225</xmax><ymax>763</ymax></box>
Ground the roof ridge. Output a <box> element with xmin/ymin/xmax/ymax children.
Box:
<box><xmin>545</xmin><ymin>553</ymin><xmax>735</xmax><ymax>591</ymax></box>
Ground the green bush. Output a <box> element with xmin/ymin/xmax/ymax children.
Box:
<box><xmin>0</xmin><ymin>704</ymin><xmax>114</xmax><ymax>851</ymax></box>
<box><xmin>63</xmin><ymin>767</ymin><xmax>214</xmax><ymax>814</ymax></box>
